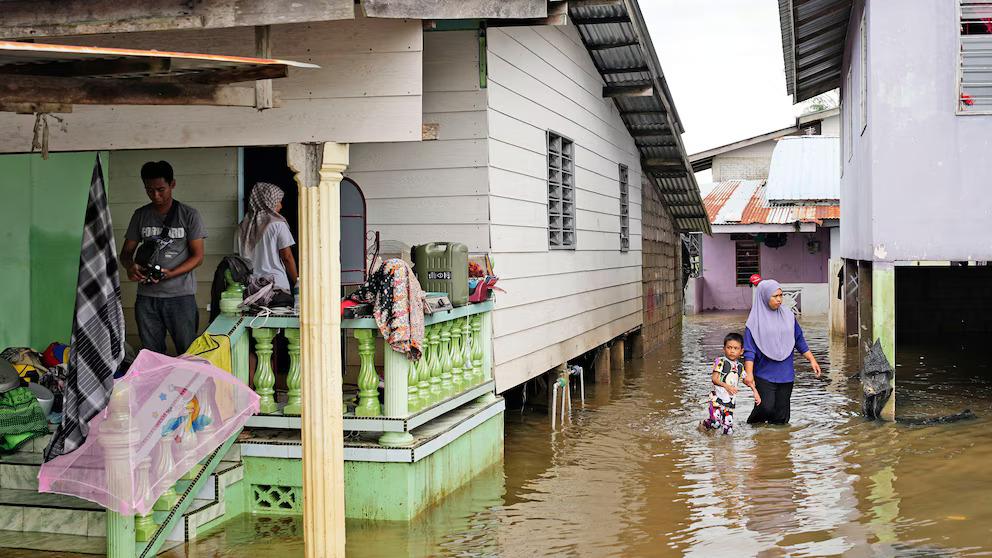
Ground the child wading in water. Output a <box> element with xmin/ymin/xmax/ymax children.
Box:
<box><xmin>701</xmin><ymin>333</ymin><xmax>761</xmax><ymax>434</ymax></box>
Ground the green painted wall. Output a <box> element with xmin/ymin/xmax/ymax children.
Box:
<box><xmin>0</xmin><ymin>152</ymin><xmax>106</xmax><ymax>351</ymax></box>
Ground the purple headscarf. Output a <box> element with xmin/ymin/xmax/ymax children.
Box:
<box><xmin>745</xmin><ymin>279</ymin><xmax>796</xmax><ymax>361</ymax></box>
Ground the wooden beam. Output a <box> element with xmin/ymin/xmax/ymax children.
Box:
<box><xmin>162</xmin><ymin>65</ymin><xmax>288</xmax><ymax>85</ymax></box>
<box><xmin>0</xmin><ymin>74</ymin><xmax>265</xmax><ymax>107</ymax></box>
<box><xmin>0</xmin><ymin>0</ymin><xmax>354</xmax><ymax>39</ymax></box>
<box><xmin>603</xmin><ymin>85</ymin><xmax>653</xmax><ymax>98</ymax></box>
<box><xmin>0</xmin><ymin>57</ymin><xmax>172</xmax><ymax>78</ymax></box>
<box><xmin>364</xmin><ymin>0</ymin><xmax>547</xmax><ymax>19</ymax></box>
<box><xmin>0</xmin><ymin>102</ymin><xmax>72</xmax><ymax>114</ymax></box>
<box><xmin>255</xmin><ymin>26</ymin><xmax>273</xmax><ymax>110</ymax></box>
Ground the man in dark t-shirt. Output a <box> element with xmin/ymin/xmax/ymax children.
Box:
<box><xmin>120</xmin><ymin>161</ymin><xmax>207</xmax><ymax>354</ymax></box>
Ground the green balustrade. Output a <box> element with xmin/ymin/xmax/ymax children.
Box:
<box><xmin>461</xmin><ymin>316</ymin><xmax>475</xmax><ymax>386</ymax></box>
<box><xmin>284</xmin><ymin>328</ymin><xmax>302</xmax><ymax>416</ymax></box>
<box><xmin>152</xmin><ymin>435</ymin><xmax>178</xmax><ymax>511</ymax></box>
<box><xmin>418</xmin><ymin>328</ymin><xmax>434</xmax><ymax>409</ymax></box>
<box><xmin>408</xmin><ymin>355</ymin><xmax>422</xmax><ymax>413</ymax></box>
<box><xmin>251</xmin><ymin>328</ymin><xmax>278</xmax><ymax>415</ymax></box>
<box><xmin>134</xmin><ymin>455</ymin><xmax>156</xmax><ymax>542</ymax></box>
<box><xmin>354</xmin><ymin>329</ymin><xmax>381</xmax><ymax>417</ymax></box>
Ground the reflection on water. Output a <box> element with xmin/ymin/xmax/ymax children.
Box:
<box><xmin>165</xmin><ymin>314</ymin><xmax>992</xmax><ymax>558</ymax></box>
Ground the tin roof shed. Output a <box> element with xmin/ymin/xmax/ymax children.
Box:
<box><xmin>765</xmin><ymin>136</ymin><xmax>840</xmax><ymax>202</ymax></box>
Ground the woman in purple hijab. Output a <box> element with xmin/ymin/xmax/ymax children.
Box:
<box><xmin>743</xmin><ymin>279</ymin><xmax>821</xmax><ymax>424</ymax></box>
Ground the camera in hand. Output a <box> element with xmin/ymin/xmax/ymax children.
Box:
<box><xmin>144</xmin><ymin>265</ymin><xmax>165</xmax><ymax>284</ymax></box>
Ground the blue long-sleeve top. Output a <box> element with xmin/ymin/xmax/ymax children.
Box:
<box><xmin>742</xmin><ymin>322</ymin><xmax>809</xmax><ymax>383</ymax></box>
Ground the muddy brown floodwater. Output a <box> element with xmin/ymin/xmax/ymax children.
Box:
<box><xmin>160</xmin><ymin>314</ymin><xmax>992</xmax><ymax>558</ymax></box>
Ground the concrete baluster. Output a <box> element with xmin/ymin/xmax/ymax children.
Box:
<box><xmin>252</xmin><ymin>328</ymin><xmax>278</xmax><ymax>415</ymax></box>
<box><xmin>477</xmin><ymin>310</ymin><xmax>497</xmax><ymax>403</ymax></box>
<box><xmin>151</xmin><ymin>435</ymin><xmax>178</xmax><ymax>512</ymax></box>
<box><xmin>408</xmin><ymin>355</ymin><xmax>422</xmax><ymax>414</ymax></box>
<box><xmin>439</xmin><ymin>320</ymin><xmax>455</xmax><ymax>397</ymax></box>
<box><xmin>471</xmin><ymin>314</ymin><xmax>484</xmax><ymax>386</ymax></box>
<box><xmin>428</xmin><ymin>325</ymin><xmax>444</xmax><ymax>404</ymax></box>
<box><xmin>354</xmin><ymin>329</ymin><xmax>381</xmax><ymax>417</ymax></box>
<box><xmin>134</xmin><ymin>455</ymin><xmax>156</xmax><ymax>542</ymax></box>
<box><xmin>461</xmin><ymin>316</ymin><xmax>475</xmax><ymax>387</ymax></box>
<box><xmin>418</xmin><ymin>326</ymin><xmax>434</xmax><ymax>409</ymax></box>
<box><xmin>449</xmin><ymin>318</ymin><xmax>465</xmax><ymax>395</ymax></box>
<box><xmin>284</xmin><ymin>328</ymin><xmax>303</xmax><ymax>416</ymax></box>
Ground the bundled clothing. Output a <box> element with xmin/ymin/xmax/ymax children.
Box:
<box><xmin>702</xmin><ymin>357</ymin><xmax>746</xmax><ymax>435</ymax></box>
<box><xmin>209</xmin><ymin>256</ymin><xmax>253</xmax><ymax>321</ymax></box>
<box><xmin>0</xmin><ymin>387</ymin><xmax>49</xmax><ymax>451</ymax></box>
<box><xmin>349</xmin><ymin>259</ymin><xmax>426</xmax><ymax>361</ymax></box>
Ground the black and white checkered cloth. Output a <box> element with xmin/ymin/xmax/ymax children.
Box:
<box><xmin>45</xmin><ymin>155</ymin><xmax>126</xmax><ymax>461</ymax></box>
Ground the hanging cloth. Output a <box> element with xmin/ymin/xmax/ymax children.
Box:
<box><xmin>185</xmin><ymin>332</ymin><xmax>233</xmax><ymax>375</ymax></box>
<box><xmin>349</xmin><ymin>259</ymin><xmax>426</xmax><ymax>361</ymax></box>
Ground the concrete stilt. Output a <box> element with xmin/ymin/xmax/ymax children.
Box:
<box><xmin>631</xmin><ymin>330</ymin><xmax>645</xmax><ymax>359</ymax></box>
<box><xmin>594</xmin><ymin>346</ymin><xmax>611</xmax><ymax>384</ymax></box>
<box><xmin>610</xmin><ymin>338</ymin><xmax>625</xmax><ymax>371</ymax></box>
<box><xmin>872</xmin><ymin>262</ymin><xmax>896</xmax><ymax>422</ymax></box>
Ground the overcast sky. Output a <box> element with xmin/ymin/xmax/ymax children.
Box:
<box><xmin>640</xmin><ymin>1</ymin><xmax>799</xmax><ymax>156</ymax></box>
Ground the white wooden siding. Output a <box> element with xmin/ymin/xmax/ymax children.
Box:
<box><xmin>486</xmin><ymin>24</ymin><xmax>644</xmax><ymax>392</ymax></box>
<box><xmin>349</xmin><ymin>30</ymin><xmax>490</xmax><ymax>253</ymax></box>
<box><xmin>109</xmin><ymin>148</ymin><xmax>239</xmax><ymax>353</ymax></box>
<box><xmin>0</xmin><ymin>10</ymin><xmax>422</xmax><ymax>153</ymax></box>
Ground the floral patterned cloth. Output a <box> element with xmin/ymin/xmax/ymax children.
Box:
<box><xmin>350</xmin><ymin>259</ymin><xmax>426</xmax><ymax>361</ymax></box>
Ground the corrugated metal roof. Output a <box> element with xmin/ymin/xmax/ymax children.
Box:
<box><xmin>704</xmin><ymin>180</ymin><xmax>839</xmax><ymax>226</ymax></box>
<box><xmin>765</xmin><ymin>136</ymin><xmax>840</xmax><ymax>202</ymax></box>
<box><xmin>778</xmin><ymin>0</ymin><xmax>852</xmax><ymax>103</ymax></box>
<box><xmin>569</xmin><ymin>1</ymin><xmax>710</xmax><ymax>234</ymax></box>
<box><xmin>0</xmin><ymin>40</ymin><xmax>318</xmax><ymax>77</ymax></box>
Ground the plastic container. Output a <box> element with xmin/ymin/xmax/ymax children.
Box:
<box><xmin>219</xmin><ymin>288</ymin><xmax>243</xmax><ymax>316</ymax></box>
<box><xmin>412</xmin><ymin>242</ymin><xmax>469</xmax><ymax>307</ymax></box>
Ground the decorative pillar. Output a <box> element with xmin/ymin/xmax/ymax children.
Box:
<box><xmin>872</xmin><ymin>262</ymin><xmax>896</xmax><ymax>422</ymax></box>
<box><xmin>449</xmin><ymin>319</ymin><xmax>465</xmax><ymax>394</ymax></box>
<box><xmin>252</xmin><ymin>328</ymin><xmax>278</xmax><ymax>415</ymax></box>
<box><xmin>380</xmin><ymin>345</ymin><xmax>415</xmax><ymax>446</ymax></box>
<box><xmin>284</xmin><ymin>328</ymin><xmax>303</xmax><ymax>416</ymax></box>
<box><xmin>101</xmin><ymin>386</ymin><xmax>137</xmax><ymax>558</ymax></box>
<box><xmin>428</xmin><ymin>325</ymin><xmax>444</xmax><ymax>403</ymax></box>
<box><xmin>439</xmin><ymin>321</ymin><xmax>455</xmax><ymax>397</ymax></box>
<box><xmin>288</xmin><ymin>142</ymin><xmax>347</xmax><ymax>558</ymax></box>
<box><xmin>354</xmin><ymin>329</ymin><xmax>380</xmax><ymax>417</ymax></box>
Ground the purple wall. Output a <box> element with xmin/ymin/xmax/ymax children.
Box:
<box><xmin>700</xmin><ymin>229</ymin><xmax>831</xmax><ymax>311</ymax></box>
<box><xmin>841</xmin><ymin>0</ymin><xmax>992</xmax><ymax>262</ymax></box>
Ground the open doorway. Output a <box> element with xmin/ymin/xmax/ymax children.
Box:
<box><xmin>897</xmin><ymin>265</ymin><xmax>992</xmax><ymax>350</ymax></box>
<box><xmin>242</xmin><ymin>146</ymin><xmax>299</xmax><ymax>264</ymax></box>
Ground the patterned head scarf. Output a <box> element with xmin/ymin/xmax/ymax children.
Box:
<box><xmin>745</xmin><ymin>279</ymin><xmax>797</xmax><ymax>361</ymax></box>
<box><xmin>236</xmin><ymin>182</ymin><xmax>286</xmax><ymax>254</ymax></box>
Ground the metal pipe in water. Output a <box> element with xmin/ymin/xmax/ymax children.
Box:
<box><xmin>551</xmin><ymin>380</ymin><xmax>558</xmax><ymax>430</ymax></box>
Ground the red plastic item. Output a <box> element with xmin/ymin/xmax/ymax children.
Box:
<box><xmin>749</xmin><ymin>274</ymin><xmax>762</xmax><ymax>286</ymax></box>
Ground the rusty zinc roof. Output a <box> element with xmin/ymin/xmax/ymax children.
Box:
<box><xmin>701</xmin><ymin>180</ymin><xmax>839</xmax><ymax>226</ymax></box>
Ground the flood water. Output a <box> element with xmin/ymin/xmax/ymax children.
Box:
<box><xmin>165</xmin><ymin>313</ymin><xmax>992</xmax><ymax>557</ymax></box>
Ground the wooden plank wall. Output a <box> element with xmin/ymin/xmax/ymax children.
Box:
<box><xmin>0</xmin><ymin>8</ymin><xmax>422</xmax><ymax>153</ymax></box>
<box><xmin>109</xmin><ymin>148</ymin><xmax>239</xmax><ymax>353</ymax></box>
<box><xmin>348</xmin><ymin>30</ymin><xmax>490</xmax><ymax>254</ymax></box>
<box><xmin>485</xmin><ymin>24</ymin><xmax>644</xmax><ymax>392</ymax></box>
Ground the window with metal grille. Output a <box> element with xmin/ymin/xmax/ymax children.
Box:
<box><xmin>735</xmin><ymin>240</ymin><xmax>760</xmax><ymax>286</ymax></box>
<box><xmin>959</xmin><ymin>1</ymin><xmax>992</xmax><ymax>113</ymax></box>
<box><xmin>548</xmin><ymin>132</ymin><xmax>575</xmax><ymax>249</ymax></box>
<box><xmin>619</xmin><ymin>164</ymin><xmax>629</xmax><ymax>252</ymax></box>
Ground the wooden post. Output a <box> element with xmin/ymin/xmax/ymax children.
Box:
<box><xmin>594</xmin><ymin>346</ymin><xmax>610</xmax><ymax>384</ymax></box>
<box><xmin>289</xmin><ymin>142</ymin><xmax>347</xmax><ymax>558</ymax></box>
<box><xmin>101</xmin><ymin>386</ymin><xmax>137</xmax><ymax>558</ymax></box>
<box><xmin>254</xmin><ymin>26</ymin><xmax>273</xmax><ymax>110</ymax></box>
<box><xmin>872</xmin><ymin>262</ymin><xmax>896</xmax><ymax>422</ymax></box>
<box><xmin>844</xmin><ymin>259</ymin><xmax>859</xmax><ymax>348</ymax></box>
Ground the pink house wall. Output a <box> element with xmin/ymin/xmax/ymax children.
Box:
<box><xmin>700</xmin><ymin>229</ymin><xmax>831</xmax><ymax>311</ymax></box>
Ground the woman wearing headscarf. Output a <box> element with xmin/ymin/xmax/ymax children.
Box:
<box><xmin>235</xmin><ymin>182</ymin><xmax>297</xmax><ymax>290</ymax></box>
<box><xmin>744</xmin><ymin>279</ymin><xmax>821</xmax><ymax>425</ymax></box>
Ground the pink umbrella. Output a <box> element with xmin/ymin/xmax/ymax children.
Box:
<box><xmin>38</xmin><ymin>350</ymin><xmax>260</xmax><ymax>516</ymax></box>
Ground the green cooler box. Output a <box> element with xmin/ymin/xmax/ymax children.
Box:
<box><xmin>412</xmin><ymin>242</ymin><xmax>469</xmax><ymax>307</ymax></box>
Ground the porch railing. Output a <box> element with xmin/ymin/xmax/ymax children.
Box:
<box><xmin>208</xmin><ymin>299</ymin><xmax>496</xmax><ymax>446</ymax></box>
